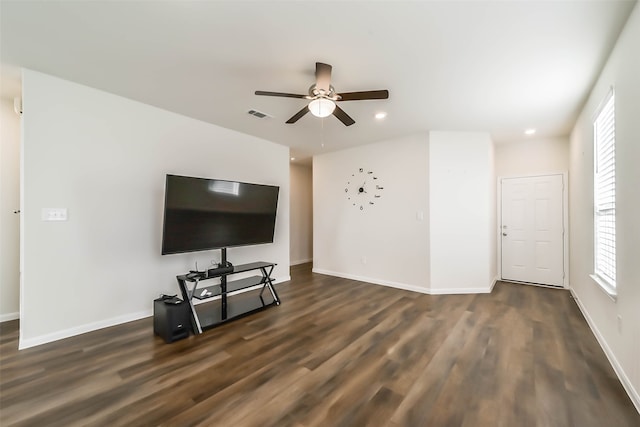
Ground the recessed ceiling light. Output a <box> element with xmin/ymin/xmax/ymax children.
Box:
<box><xmin>525</xmin><ymin>129</ymin><xmax>536</xmax><ymax>135</ymax></box>
<box><xmin>375</xmin><ymin>112</ymin><xmax>387</xmax><ymax>120</ymax></box>
<box><xmin>290</xmin><ymin>157</ymin><xmax>295</xmax><ymax>161</ymax></box>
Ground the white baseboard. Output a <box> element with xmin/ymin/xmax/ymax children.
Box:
<box><xmin>274</xmin><ymin>275</ymin><xmax>291</xmax><ymax>284</ymax></box>
<box><xmin>19</xmin><ymin>309</ymin><xmax>151</xmax><ymax>350</ymax></box>
<box><xmin>17</xmin><ymin>274</ymin><xmax>291</xmax><ymax>350</ymax></box>
<box><xmin>570</xmin><ymin>289</ymin><xmax>640</xmax><ymax>414</ymax></box>
<box><xmin>428</xmin><ymin>286</ymin><xmax>492</xmax><ymax>295</ymax></box>
<box><xmin>291</xmin><ymin>258</ymin><xmax>312</xmax><ymax>266</ymax></box>
<box><xmin>490</xmin><ymin>275</ymin><xmax>499</xmax><ymax>292</ymax></box>
<box><xmin>0</xmin><ymin>312</ymin><xmax>19</xmax><ymax>322</ymax></box>
<box><xmin>313</xmin><ymin>268</ymin><xmax>431</xmax><ymax>294</ymax></box>
<box><xmin>312</xmin><ymin>268</ymin><xmax>492</xmax><ymax>295</ymax></box>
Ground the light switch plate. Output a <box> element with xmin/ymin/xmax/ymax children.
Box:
<box><xmin>42</xmin><ymin>208</ymin><xmax>68</xmax><ymax>221</ymax></box>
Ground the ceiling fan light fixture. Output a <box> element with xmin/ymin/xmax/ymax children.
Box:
<box><xmin>255</xmin><ymin>62</ymin><xmax>388</xmax><ymax>126</ymax></box>
<box><xmin>308</xmin><ymin>98</ymin><xmax>336</xmax><ymax>118</ymax></box>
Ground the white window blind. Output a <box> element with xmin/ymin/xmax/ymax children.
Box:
<box><xmin>594</xmin><ymin>91</ymin><xmax>616</xmax><ymax>288</ymax></box>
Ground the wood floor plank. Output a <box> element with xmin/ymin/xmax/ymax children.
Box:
<box><xmin>1</xmin><ymin>266</ymin><xmax>639</xmax><ymax>426</ymax></box>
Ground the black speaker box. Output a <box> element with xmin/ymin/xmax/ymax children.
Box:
<box><xmin>153</xmin><ymin>297</ymin><xmax>190</xmax><ymax>343</ymax></box>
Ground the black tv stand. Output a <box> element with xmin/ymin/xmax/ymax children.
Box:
<box><xmin>176</xmin><ymin>252</ymin><xmax>280</xmax><ymax>334</ymax></box>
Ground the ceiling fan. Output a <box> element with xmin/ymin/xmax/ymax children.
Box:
<box><xmin>255</xmin><ymin>62</ymin><xmax>389</xmax><ymax>126</ymax></box>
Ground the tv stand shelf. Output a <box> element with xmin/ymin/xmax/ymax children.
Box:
<box><xmin>191</xmin><ymin>276</ymin><xmax>264</xmax><ymax>300</ymax></box>
<box><xmin>177</xmin><ymin>261</ymin><xmax>280</xmax><ymax>334</ymax></box>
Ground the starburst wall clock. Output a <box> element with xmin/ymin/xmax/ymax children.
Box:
<box><xmin>345</xmin><ymin>168</ymin><xmax>384</xmax><ymax>211</ymax></box>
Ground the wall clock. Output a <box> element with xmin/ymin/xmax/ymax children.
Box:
<box><xmin>345</xmin><ymin>168</ymin><xmax>383</xmax><ymax>210</ymax></box>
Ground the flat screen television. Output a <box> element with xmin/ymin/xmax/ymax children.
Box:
<box><xmin>161</xmin><ymin>174</ymin><xmax>279</xmax><ymax>255</ymax></box>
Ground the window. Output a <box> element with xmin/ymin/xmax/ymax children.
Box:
<box><xmin>593</xmin><ymin>90</ymin><xmax>616</xmax><ymax>293</ymax></box>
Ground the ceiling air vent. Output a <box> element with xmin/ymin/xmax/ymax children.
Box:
<box><xmin>247</xmin><ymin>109</ymin><xmax>271</xmax><ymax>119</ymax></box>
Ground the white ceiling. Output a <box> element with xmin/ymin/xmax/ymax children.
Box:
<box><xmin>1</xmin><ymin>1</ymin><xmax>636</xmax><ymax>160</ymax></box>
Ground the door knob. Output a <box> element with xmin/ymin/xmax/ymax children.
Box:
<box><xmin>502</xmin><ymin>233</ymin><xmax>507</xmax><ymax>236</ymax></box>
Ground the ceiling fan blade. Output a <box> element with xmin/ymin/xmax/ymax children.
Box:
<box><xmin>332</xmin><ymin>105</ymin><xmax>355</xmax><ymax>126</ymax></box>
<box><xmin>255</xmin><ymin>91</ymin><xmax>307</xmax><ymax>99</ymax></box>
<box><xmin>286</xmin><ymin>106</ymin><xmax>310</xmax><ymax>124</ymax></box>
<box><xmin>315</xmin><ymin>62</ymin><xmax>332</xmax><ymax>92</ymax></box>
<box><xmin>338</xmin><ymin>90</ymin><xmax>389</xmax><ymax>101</ymax></box>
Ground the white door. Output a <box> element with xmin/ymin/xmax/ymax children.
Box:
<box><xmin>501</xmin><ymin>175</ymin><xmax>564</xmax><ymax>286</ymax></box>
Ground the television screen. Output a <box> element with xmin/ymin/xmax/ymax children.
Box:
<box><xmin>161</xmin><ymin>174</ymin><xmax>279</xmax><ymax>255</ymax></box>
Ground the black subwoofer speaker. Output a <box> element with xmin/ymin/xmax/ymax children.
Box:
<box><xmin>153</xmin><ymin>297</ymin><xmax>190</xmax><ymax>343</ymax></box>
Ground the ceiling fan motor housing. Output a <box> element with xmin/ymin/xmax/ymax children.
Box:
<box><xmin>309</xmin><ymin>84</ymin><xmax>340</xmax><ymax>101</ymax></box>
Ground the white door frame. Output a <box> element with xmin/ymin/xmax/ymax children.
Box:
<box><xmin>497</xmin><ymin>172</ymin><xmax>569</xmax><ymax>288</ymax></box>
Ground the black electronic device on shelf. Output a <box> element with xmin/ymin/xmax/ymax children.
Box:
<box><xmin>186</xmin><ymin>261</ymin><xmax>234</xmax><ymax>280</ymax></box>
<box><xmin>206</xmin><ymin>263</ymin><xmax>233</xmax><ymax>277</ymax></box>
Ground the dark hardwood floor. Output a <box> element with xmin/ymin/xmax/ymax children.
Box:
<box><xmin>1</xmin><ymin>263</ymin><xmax>638</xmax><ymax>426</ymax></box>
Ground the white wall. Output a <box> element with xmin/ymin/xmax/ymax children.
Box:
<box><xmin>488</xmin><ymin>140</ymin><xmax>497</xmax><ymax>286</ymax></box>
<box><xmin>429</xmin><ymin>131</ymin><xmax>495</xmax><ymax>293</ymax></box>
<box><xmin>495</xmin><ymin>137</ymin><xmax>569</xmax><ymax>178</ymax></box>
<box><xmin>290</xmin><ymin>163</ymin><xmax>312</xmax><ymax>265</ymax></box>
<box><xmin>0</xmin><ymin>98</ymin><xmax>21</xmax><ymax>321</ymax></box>
<box><xmin>20</xmin><ymin>70</ymin><xmax>290</xmax><ymax>348</ymax></box>
<box><xmin>569</xmin><ymin>3</ymin><xmax>640</xmax><ymax>410</ymax></box>
<box><xmin>313</xmin><ymin>134</ymin><xmax>430</xmax><ymax>292</ymax></box>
